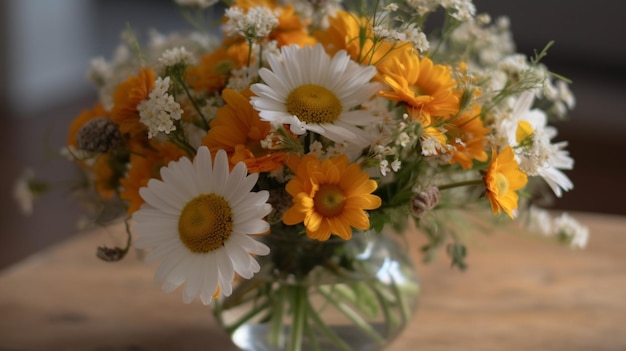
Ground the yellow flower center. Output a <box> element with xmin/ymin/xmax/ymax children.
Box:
<box><xmin>178</xmin><ymin>194</ymin><xmax>233</xmax><ymax>253</ymax></box>
<box><xmin>494</xmin><ymin>172</ymin><xmax>510</xmax><ymax>195</ymax></box>
<box><xmin>314</xmin><ymin>184</ymin><xmax>346</xmax><ymax>217</ymax></box>
<box><xmin>286</xmin><ymin>84</ymin><xmax>342</xmax><ymax>124</ymax></box>
<box><xmin>516</xmin><ymin>120</ymin><xmax>534</xmax><ymax>144</ymax></box>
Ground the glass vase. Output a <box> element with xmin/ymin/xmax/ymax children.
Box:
<box><xmin>213</xmin><ymin>228</ymin><xmax>420</xmax><ymax>351</ymax></box>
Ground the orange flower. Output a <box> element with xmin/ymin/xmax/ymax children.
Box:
<box><xmin>483</xmin><ymin>146</ymin><xmax>528</xmax><ymax>218</ymax></box>
<box><xmin>315</xmin><ymin>11</ymin><xmax>410</xmax><ymax>66</ymax></box>
<box><xmin>91</xmin><ymin>154</ymin><xmax>118</xmax><ymax>200</ymax></box>
<box><xmin>202</xmin><ymin>89</ymin><xmax>286</xmax><ymax>173</ymax></box>
<box><xmin>447</xmin><ymin>104</ymin><xmax>490</xmax><ymax>169</ymax></box>
<box><xmin>186</xmin><ymin>43</ymin><xmax>249</xmax><ymax>93</ymax></box>
<box><xmin>282</xmin><ymin>154</ymin><xmax>381</xmax><ymax>241</ymax></box>
<box><xmin>378</xmin><ymin>49</ymin><xmax>459</xmax><ymax>122</ymax></box>
<box><xmin>110</xmin><ymin>68</ymin><xmax>155</xmax><ymax>138</ymax></box>
<box><xmin>119</xmin><ymin>142</ymin><xmax>186</xmax><ymax>214</ymax></box>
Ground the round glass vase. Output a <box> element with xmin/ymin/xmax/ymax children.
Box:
<box><xmin>213</xmin><ymin>228</ymin><xmax>420</xmax><ymax>351</ymax></box>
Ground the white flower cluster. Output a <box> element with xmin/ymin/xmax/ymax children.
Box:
<box><xmin>373</xmin><ymin>24</ymin><xmax>430</xmax><ymax>53</ymax></box>
<box><xmin>441</xmin><ymin>0</ymin><xmax>476</xmax><ymax>21</ymax></box>
<box><xmin>158</xmin><ymin>46</ymin><xmax>195</xmax><ymax>68</ymax></box>
<box><xmin>137</xmin><ymin>76</ymin><xmax>183</xmax><ymax>139</ymax></box>
<box><xmin>406</xmin><ymin>0</ymin><xmax>475</xmax><ymax>20</ymax></box>
<box><xmin>224</xmin><ymin>6</ymin><xmax>279</xmax><ymax>39</ymax></box>
<box><xmin>527</xmin><ymin>207</ymin><xmax>589</xmax><ymax>249</ymax></box>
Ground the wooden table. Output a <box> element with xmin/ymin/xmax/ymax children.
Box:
<box><xmin>1</xmin><ymin>212</ymin><xmax>624</xmax><ymax>351</ymax></box>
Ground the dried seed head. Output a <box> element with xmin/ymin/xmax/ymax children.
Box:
<box><xmin>76</xmin><ymin>117</ymin><xmax>122</xmax><ymax>153</ymax></box>
<box><xmin>411</xmin><ymin>186</ymin><xmax>440</xmax><ymax>217</ymax></box>
<box><xmin>267</xmin><ymin>188</ymin><xmax>292</xmax><ymax>224</ymax></box>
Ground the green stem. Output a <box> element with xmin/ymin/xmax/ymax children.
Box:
<box><xmin>174</xmin><ymin>75</ymin><xmax>209</xmax><ymax>130</ymax></box>
<box><xmin>304</xmin><ymin>312</ymin><xmax>321</xmax><ymax>351</ymax></box>
<box><xmin>389</xmin><ymin>278</ymin><xmax>411</xmax><ymax>326</ymax></box>
<box><xmin>288</xmin><ymin>285</ymin><xmax>308</xmax><ymax>351</ymax></box>
<box><xmin>366</xmin><ymin>281</ymin><xmax>396</xmax><ymax>335</ymax></box>
<box><xmin>316</xmin><ymin>287</ymin><xmax>386</xmax><ymax>345</ymax></box>
<box><xmin>268</xmin><ymin>285</ymin><xmax>287</xmax><ymax>348</ymax></box>
<box><xmin>307</xmin><ymin>299</ymin><xmax>352</xmax><ymax>351</ymax></box>
<box><xmin>225</xmin><ymin>299</ymin><xmax>270</xmax><ymax>334</ymax></box>
<box><xmin>438</xmin><ymin>179</ymin><xmax>484</xmax><ymax>191</ymax></box>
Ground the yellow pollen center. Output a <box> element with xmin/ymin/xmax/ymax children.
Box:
<box><xmin>516</xmin><ymin>120</ymin><xmax>534</xmax><ymax>144</ymax></box>
<box><xmin>178</xmin><ymin>194</ymin><xmax>233</xmax><ymax>253</ymax></box>
<box><xmin>494</xmin><ymin>172</ymin><xmax>510</xmax><ymax>195</ymax></box>
<box><xmin>286</xmin><ymin>84</ymin><xmax>342</xmax><ymax>124</ymax></box>
<box><xmin>314</xmin><ymin>184</ymin><xmax>346</xmax><ymax>217</ymax></box>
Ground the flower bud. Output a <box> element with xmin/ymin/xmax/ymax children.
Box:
<box><xmin>411</xmin><ymin>186</ymin><xmax>440</xmax><ymax>217</ymax></box>
<box><xmin>96</xmin><ymin>246</ymin><xmax>127</xmax><ymax>262</ymax></box>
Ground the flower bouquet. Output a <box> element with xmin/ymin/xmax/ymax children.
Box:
<box><xmin>17</xmin><ymin>0</ymin><xmax>589</xmax><ymax>350</ymax></box>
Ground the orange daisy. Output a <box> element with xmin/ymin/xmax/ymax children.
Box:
<box><xmin>447</xmin><ymin>104</ymin><xmax>490</xmax><ymax>169</ymax></box>
<box><xmin>282</xmin><ymin>154</ymin><xmax>381</xmax><ymax>241</ymax></box>
<box><xmin>202</xmin><ymin>89</ymin><xmax>286</xmax><ymax>173</ymax></box>
<box><xmin>378</xmin><ymin>49</ymin><xmax>459</xmax><ymax>122</ymax></box>
<box><xmin>110</xmin><ymin>67</ymin><xmax>155</xmax><ymax>138</ymax></box>
<box><xmin>483</xmin><ymin>146</ymin><xmax>528</xmax><ymax>218</ymax></box>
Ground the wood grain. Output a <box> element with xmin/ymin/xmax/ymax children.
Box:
<box><xmin>0</xmin><ymin>212</ymin><xmax>624</xmax><ymax>351</ymax></box>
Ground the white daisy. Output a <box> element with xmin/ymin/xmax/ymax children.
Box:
<box><xmin>250</xmin><ymin>44</ymin><xmax>381</xmax><ymax>148</ymax></box>
<box><xmin>499</xmin><ymin>92</ymin><xmax>574</xmax><ymax>197</ymax></box>
<box><xmin>132</xmin><ymin>147</ymin><xmax>272</xmax><ymax>305</ymax></box>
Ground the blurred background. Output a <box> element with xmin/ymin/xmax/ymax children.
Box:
<box><xmin>1</xmin><ymin>0</ymin><xmax>624</xmax><ymax>270</ymax></box>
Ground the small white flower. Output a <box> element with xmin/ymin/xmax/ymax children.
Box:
<box><xmin>224</xmin><ymin>6</ymin><xmax>278</xmax><ymax>39</ymax></box>
<box><xmin>380</xmin><ymin>159</ymin><xmax>391</xmax><ymax>176</ymax></box>
<box><xmin>391</xmin><ymin>159</ymin><xmax>402</xmax><ymax>172</ymax></box>
<box><xmin>14</xmin><ymin>169</ymin><xmax>37</xmax><ymax>216</ymax></box>
<box><xmin>309</xmin><ymin>141</ymin><xmax>325</xmax><ymax>158</ymax></box>
<box><xmin>133</xmin><ymin>147</ymin><xmax>272</xmax><ymax>304</ymax></box>
<box><xmin>86</xmin><ymin>57</ymin><xmax>112</xmax><ymax>86</ymax></box>
<box><xmin>553</xmin><ymin>213</ymin><xmax>589</xmax><ymax>249</ymax></box>
<box><xmin>137</xmin><ymin>76</ymin><xmax>184</xmax><ymax>138</ymax></box>
<box><xmin>398</xmin><ymin>132</ymin><xmax>411</xmax><ymax>147</ymax></box>
<box><xmin>158</xmin><ymin>46</ymin><xmax>195</xmax><ymax>67</ymax></box>
<box><xmin>526</xmin><ymin>206</ymin><xmax>553</xmax><ymax>236</ymax></box>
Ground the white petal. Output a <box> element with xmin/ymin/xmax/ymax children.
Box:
<box><xmin>194</xmin><ymin>146</ymin><xmax>214</xmax><ymax>194</ymax></box>
<box><xmin>139</xmin><ymin>185</ymin><xmax>181</xmax><ymax>215</ymax></box>
<box><xmin>216</xmin><ymin>249</ymin><xmax>234</xmax><ymax>296</ymax></box>
<box><xmin>211</xmin><ymin>150</ymin><xmax>230</xmax><ymax>193</ymax></box>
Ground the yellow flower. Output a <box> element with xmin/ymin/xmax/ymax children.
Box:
<box><xmin>378</xmin><ymin>49</ymin><xmax>459</xmax><ymax>123</ymax></box>
<box><xmin>282</xmin><ymin>154</ymin><xmax>381</xmax><ymax>241</ymax></box>
<box><xmin>483</xmin><ymin>146</ymin><xmax>528</xmax><ymax>218</ymax></box>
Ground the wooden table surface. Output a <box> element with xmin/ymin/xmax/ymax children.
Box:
<box><xmin>1</xmin><ymin>212</ymin><xmax>625</xmax><ymax>351</ymax></box>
